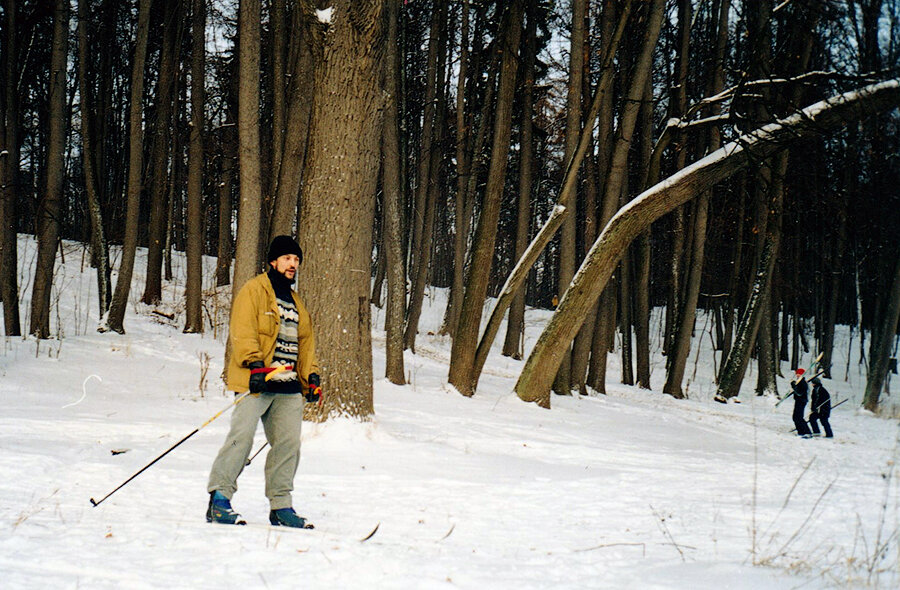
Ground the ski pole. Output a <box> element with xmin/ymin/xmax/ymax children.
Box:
<box><xmin>246</xmin><ymin>442</ymin><xmax>268</xmax><ymax>466</ymax></box>
<box><xmin>790</xmin><ymin>398</ymin><xmax>848</xmax><ymax>432</ymax></box>
<box><xmin>90</xmin><ymin>391</ymin><xmax>252</xmax><ymax>507</ymax></box>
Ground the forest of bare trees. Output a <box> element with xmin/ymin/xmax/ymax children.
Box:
<box><xmin>0</xmin><ymin>0</ymin><xmax>898</xmax><ymax>419</ymax></box>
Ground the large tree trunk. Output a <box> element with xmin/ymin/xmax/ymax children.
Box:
<box><xmin>515</xmin><ymin>80</ymin><xmax>900</xmax><ymax>408</ymax></box>
<box><xmin>0</xmin><ymin>0</ymin><xmax>22</xmax><ymax>337</ymax></box>
<box><xmin>502</xmin><ymin>0</ymin><xmax>538</xmax><ymax>360</ymax></box>
<box><xmin>864</xmin><ymin>252</ymin><xmax>900</xmax><ymax>411</ymax></box>
<box><xmin>299</xmin><ymin>0</ymin><xmax>386</xmax><ymax>419</ymax></box>
<box><xmin>232</xmin><ymin>0</ymin><xmax>264</xmax><ymax>295</ymax></box>
<box><xmin>447</xmin><ymin>0</ymin><xmax>525</xmax><ymax>396</ymax></box>
<box><xmin>30</xmin><ymin>0</ymin><xmax>69</xmax><ymax>339</ymax></box>
<box><xmin>103</xmin><ymin>0</ymin><xmax>152</xmax><ymax>334</ymax></box>
<box><xmin>382</xmin><ymin>0</ymin><xmax>406</xmax><ymax>385</ymax></box>
<box><xmin>77</xmin><ymin>0</ymin><xmax>112</xmax><ymax>317</ymax></box>
<box><xmin>184</xmin><ymin>0</ymin><xmax>206</xmax><ymax>334</ymax></box>
<box><xmin>142</xmin><ymin>0</ymin><xmax>181</xmax><ymax>306</ymax></box>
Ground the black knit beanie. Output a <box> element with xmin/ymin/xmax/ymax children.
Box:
<box><xmin>267</xmin><ymin>235</ymin><xmax>303</xmax><ymax>264</ymax></box>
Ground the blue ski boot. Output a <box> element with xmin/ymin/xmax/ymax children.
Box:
<box><xmin>269</xmin><ymin>507</ymin><xmax>314</xmax><ymax>529</ymax></box>
<box><xmin>206</xmin><ymin>491</ymin><xmax>246</xmax><ymax>525</ymax></box>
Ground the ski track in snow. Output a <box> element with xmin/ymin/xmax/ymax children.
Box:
<box><xmin>1</xmin><ymin>235</ymin><xmax>898</xmax><ymax>589</ymax></box>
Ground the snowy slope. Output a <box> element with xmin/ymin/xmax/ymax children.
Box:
<box><xmin>1</xmin><ymin>235</ymin><xmax>898</xmax><ymax>589</ymax></box>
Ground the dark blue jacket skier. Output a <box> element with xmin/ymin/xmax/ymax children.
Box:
<box><xmin>809</xmin><ymin>377</ymin><xmax>833</xmax><ymax>438</ymax></box>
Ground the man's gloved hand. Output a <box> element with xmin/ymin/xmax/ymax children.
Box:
<box><xmin>306</xmin><ymin>373</ymin><xmax>322</xmax><ymax>403</ymax></box>
<box><xmin>248</xmin><ymin>361</ymin><xmax>268</xmax><ymax>393</ymax></box>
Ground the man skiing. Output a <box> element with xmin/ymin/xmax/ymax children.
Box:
<box><xmin>206</xmin><ymin>235</ymin><xmax>322</xmax><ymax>528</ymax></box>
<box><xmin>809</xmin><ymin>377</ymin><xmax>833</xmax><ymax>438</ymax></box>
<box><xmin>790</xmin><ymin>368</ymin><xmax>812</xmax><ymax>438</ymax></box>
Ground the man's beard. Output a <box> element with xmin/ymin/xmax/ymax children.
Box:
<box><xmin>277</xmin><ymin>268</ymin><xmax>295</xmax><ymax>284</ymax></box>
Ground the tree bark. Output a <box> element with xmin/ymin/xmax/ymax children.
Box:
<box><xmin>142</xmin><ymin>0</ymin><xmax>181</xmax><ymax>306</ymax></box>
<box><xmin>103</xmin><ymin>0</ymin><xmax>152</xmax><ymax>334</ymax></box>
<box><xmin>589</xmin><ymin>0</ymin><xmax>665</xmax><ymax>394</ymax></box>
<box><xmin>515</xmin><ymin>80</ymin><xmax>900</xmax><ymax>407</ymax></box>
<box><xmin>553</xmin><ymin>0</ymin><xmax>586</xmax><ymax>394</ymax></box>
<box><xmin>30</xmin><ymin>0</ymin><xmax>69</xmax><ymax>339</ymax></box>
<box><xmin>404</xmin><ymin>1</ymin><xmax>448</xmax><ymax>351</ymax></box>
<box><xmin>184</xmin><ymin>0</ymin><xmax>206</xmax><ymax>334</ymax></box>
<box><xmin>0</xmin><ymin>0</ymin><xmax>22</xmax><ymax>336</ymax></box>
<box><xmin>299</xmin><ymin>0</ymin><xmax>386</xmax><ymax>419</ymax></box>
<box><xmin>662</xmin><ymin>0</ymin><xmax>731</xmax><ymax>397</ymax></box>
<box><xmin>502</xmin><ymin>0</ymin><xmax>537</xmax><ymax>360</ymax></box>
<box><xmin>77</xmin><ymin>0</ymin><xmax>112</xmax><ymax>318</ymax></box>
<box><xmin>468</xmin><ymin>1</ymin><xmax>632</xmax><ymax>395</ymax></box>
<box><xmin>864</xmin><ymin>252</ymin><xmax>900</xmax><ymax>411</ymax></box>
<box><xmin>232</xmin><ymin>0</ymin><xmax>264</xmax><ymax>295</ymax></box>
<box><xmin>382</xmin><ymin>0</ymin><xmax>406</xmax><ymax>385</ymax></box>
<box><xmin>215</xmin><ymin>110</ymin><xmax>236</xmax><ymax>288</ymax></box>
<box><xmin>448</xmin><ymin>0</ymin><xmax>525</xmax><ymax>396</ymax></box>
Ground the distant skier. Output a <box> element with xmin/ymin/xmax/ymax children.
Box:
<box><xmin>790</xmin><ymin>368</ymin><xmax>812</xmax><ymax>437</ymax></box>
<box><xmin>808</xmin><ymin>377</ymin><xmax>833</xmax><ymax>438</ymax></box>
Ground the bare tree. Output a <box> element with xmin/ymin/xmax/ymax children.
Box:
<box><xmin>864</xmin><ymin>252</ymin><xmax>900</xmax><ymax>411</ymax></box>
<box><xmin>553</xmin><ymin>0</ymin><xmax>586</xmax><ymax>394</ymax></box>
<box><xmin>77</xmin><ymin>0</ymin><xmax>112</xmax><ymax>317</ymax></box>
<box><xmin>0</xmin><ymin>0</ymin><xmax>22</xmax><ymax>337</ymax></box>
<box><xmin>447</xmin><ymin>0</ymin><xmax>525</xmax><ymax>397</ymax></box>
<box><xmin>142</xmin><ymin>0</ymin><xmax>181</xmax><ymax>306</ymax></box>
<box><xmin>502</xmin><ymin>0</ymin><xmax>538</xmax><ymax>360</ymax></box>
<box><xmin>383</xmin><ymin>0</ymin><xmax>406</xmax><ymax>385</ymax></box>
<box><xmin>30</xmin><ymin>0</ymin><xmax>69</xmax><ymax>339</ymax></box>
<box><xmin>103</xmin><ymin>0</ymin><xmax>152</xmax><ymax>334</ymax></box>
<box><xmin>232</xmin><ymin>0</ymin><xmax>264</xmax><ymax>295</ymax></box>
<box><xmin>184</xmin><ymin>0</ymin><xmax>206</xmax><ymax>334</ymax></box>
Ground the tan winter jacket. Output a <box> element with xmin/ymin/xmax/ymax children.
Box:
<box><xmin>226</xmin><ymin>272</ymin><xmax>319</xmax><ymax>393</ymax></box>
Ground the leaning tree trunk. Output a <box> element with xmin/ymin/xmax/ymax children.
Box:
<box><xmin>299</xmin><ymin>0</ymin><xmax>386</xmax><ymax>420</ymax></box>
<box><xmin>103</xmin><ymin>0</ymin><xmax>152</xmax><ymax>334</ymax></box>
<box><xmin>184</xmin><ymin>0</ymin><xmax>205</xmax><ymax>334</ymax></box>
<box><xmin>515</xmin><ymin>80</ymin><xmax>900</xmax><ymax>408</ymax></box>
<box><xmin>448</xmin><ymin>0</ymin><xmax>525</xmax><ymax>397</ymax></box>
<box><xmin>30</xmin><ymin>0</ymin><xmax>69</xmax><ymax>339</ymax></box>
<box><xmin>863</xmin><ymin>253</ymin><xmax>900</xmax><ymax>412</ymax></box>
<box><xmin>589</xmin><ymin>0</ymin><xmax>665</xmax><ymax>394</ymax></box>
<box><xmin>77</xmin><ymin>0</ymin><xmax>111</xmax><ymax>317</ymax></box>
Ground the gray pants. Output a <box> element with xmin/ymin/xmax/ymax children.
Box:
<box><xmin>208</xmin><ymin>393</ymin><xmax>304</xmax><ymax>510</ymax></box>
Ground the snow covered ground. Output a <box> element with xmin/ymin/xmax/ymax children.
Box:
<box><xmin>1</xmin><ymin>235</ymin><xmax>898</xmax><ymax>589</ymax></box>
